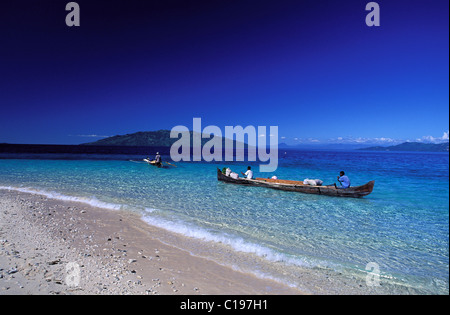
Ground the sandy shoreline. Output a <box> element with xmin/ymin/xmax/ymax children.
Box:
<box><xmin>0</xmin><ymin>189</ymin><xmax>304</xmax><ymax>295</ymax></box>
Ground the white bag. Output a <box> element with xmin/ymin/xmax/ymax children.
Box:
<box><xmin>303</xmin><ymin>179</ymin><xmax>317</xmax><ymax>186</ymax></box>
<box><xmin>303</xmin><ymin>179</ymin><xmax>324</xmax><ymax>186</ymax></box>
<box><xmin>314</xmin><ymin>179</ymin><xmax>323</xmax><ymax>186</ymax></box>
<box><xmin>230</xmin><ymin>172</ymin><xmax>239</xmax><ymax>179</ymax></box>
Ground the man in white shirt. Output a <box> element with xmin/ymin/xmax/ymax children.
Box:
<box><xmin>241</xmin><ymin>166</ymin><xmax>253</xmax><ymax>180</ymax></box>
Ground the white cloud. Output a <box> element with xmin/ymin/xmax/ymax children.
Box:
<box><xmin>374</xmin><ymin>137</ymin><xmax>396</xmax><ymax>143</ymax></box>
<box><xmin>281</xmin><ymin>132</ymin><xmax>449</xmax><ymax>146</ymax></box>
<box><xmin>417</xmin><ymin>130</ymin><xmax>449</xmax><ymax>143</ymax></box>
<box><xmin>332</xmin><ymin>136</ymin><xmax>401</xmax><ymax>145</ymax></box>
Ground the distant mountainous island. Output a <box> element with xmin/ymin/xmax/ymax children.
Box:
<box><xmin>82</xmin><ymin>130</ymin><xmax>175</xmax><ymax>147</ymax></box>
<box><xmin>81</xmin><ymin>130</ymin><xmax>246</xmax><ymax>148</ymax></box>
<box><xmin>359</xmin><ymin>142</ymin><xmax>449</xmax><ymax>152</ymax></box>
<box><xmin>82</xmin><ymin>131</ymin><xmax>449</xmax><ymax>153</ymax></box>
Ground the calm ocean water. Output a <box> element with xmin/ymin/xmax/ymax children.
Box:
<box><xmin>0</xmin><ymin>148</ymin><xmax>448</xmax><ymax>294</ymax></box>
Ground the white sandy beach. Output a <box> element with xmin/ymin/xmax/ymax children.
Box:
<box><xmin>0</xmin><ymin>189</ymin><xmax>304</xmax><ymax>295</ymax></box>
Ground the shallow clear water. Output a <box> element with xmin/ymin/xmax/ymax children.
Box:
<box><xmin>0</xmin><ymin>150</ymin><xmax>448</xmax><ymax>294</ymax></box>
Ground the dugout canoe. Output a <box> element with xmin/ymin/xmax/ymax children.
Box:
<box><xmin>217</xmin><ymin>168</ymin><xmax>374</xmax><ymax>198</ymax></box>
<box><xmin>143</xmin><ymin>158</ymin><xmax>164</xmax><ymax>168</ymax></box>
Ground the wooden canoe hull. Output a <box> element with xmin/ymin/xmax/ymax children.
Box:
<box><xmin>143</xmin><ymin>159</ymin><xmax>163</xmax><ymax>168</ymax></box>
<box><xmin>217</xmin><ymin>169</ymin><xmax>374</xmax><ymax>198</ymax></box>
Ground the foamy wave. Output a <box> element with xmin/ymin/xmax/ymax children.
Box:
<box><xmin>141</xmin><ymin>212</ymin><xmax>311</xmax><ymax>268</ymax></box>
<box><xmin>0</xmin><ymin>185</ymin><xmax>123</xmax><ymax>211</ymax></box>
<box><xmin>141</xmin><ymin>213</ymin><xmax>313</xmax><ymax>289</ymax></box>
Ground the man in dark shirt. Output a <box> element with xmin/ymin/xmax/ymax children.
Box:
<box><xmin>154</xmin><ymin>152</ymin><xmax>162</xmax><ymax>166</ymax></box>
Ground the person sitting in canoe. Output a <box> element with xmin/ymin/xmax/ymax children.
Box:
<box><xmin>336</xmin><ymin>171</ymin><xmax>351</xmax><ymax>189</ymax></box>
<box><xmin>145</xmin><ymin>152</ymin><xmax>162</xmax><ymax>166</ymax></box>
<box><xmin>154</xmin><ymin>152</ymin><xmax>162</xmax><ymax>166</ymax></box>
<box><xmin>241</xmin><ymin>166</ymin><xmax>254</xmax><ymax>180</ymax></box>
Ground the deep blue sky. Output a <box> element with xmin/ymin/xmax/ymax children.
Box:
<box><xmin>0</xmin><ymin>0</ymin><xmax>448</xmax><ymax>144</ymax></box>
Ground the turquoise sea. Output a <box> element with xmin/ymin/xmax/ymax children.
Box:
<box><xmin>0</xmin><ymin>149</ymin><xmax>448</xmax><ymax>294</ymax></box>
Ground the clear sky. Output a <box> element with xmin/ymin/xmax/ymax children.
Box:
<box><xmin>0</xmin><ymin>0</ymin><xmax>448</xmax><ymax>145</ymax></box>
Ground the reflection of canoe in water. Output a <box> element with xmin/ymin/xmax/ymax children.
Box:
<box><xmin>217</xmin><ymin>168</ymin><xmax>374</xmax><ymax>198</ymax></box>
